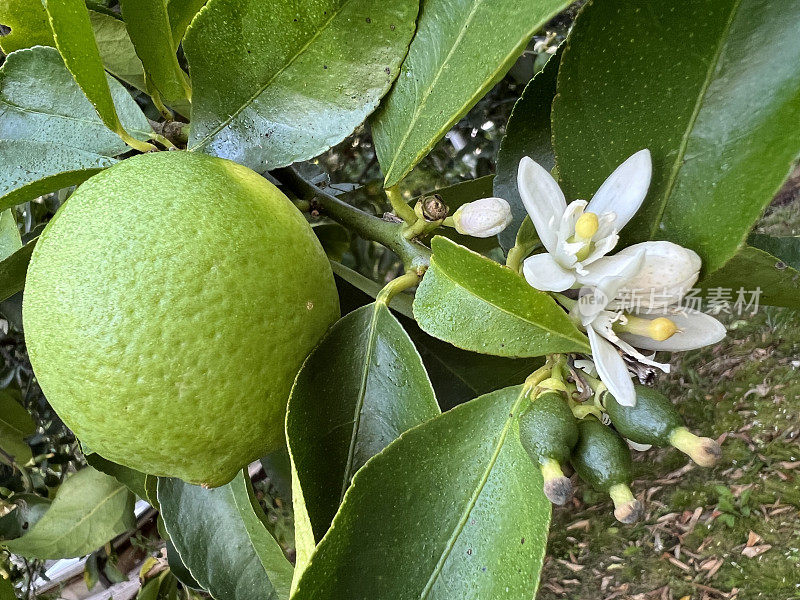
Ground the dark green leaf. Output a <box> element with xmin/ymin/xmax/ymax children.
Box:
<box><xmin>119</xmin><ymin>0</ymin><xmax>191</xmax><ymax>104</ymax></box>
<box><xmin>0</xmin><ymin>494</ymin><xmax>51</xmax><ymax>541</ymax></box>
<box><xmin>494</xmin><ymin>49</ymin><xmax>559</xmax><ymax>251</ymax></box>
<box><xmin>0</xmin><ymin>237</ymin><xmax>36</xmax><ymax>302</ymax></box>
<box><xmin>413</xmin><ymin>236</ymin><xmax>589</xmax><ymax>357</ymax></box>
<box><xmin>312</xmin><ymin>223</ymin><xmax>350</xmax><ymax>262</ymax></box>
<box><xmin>333</xmin><ymin>263</ymin><xmax>542</xmax><ymax>408</ymax></box>
<box><xmin>84</xmin><ymin>452</ymin><xmax>149</xmax><ymax>500</ymax></box>
<box><xmin>0</xmin><ymin>389</ymin><xmax>35</xmax><ymax>466</ymax></box>
<box><xmin>2</xmin><ymin>467</ymin><xmax>135</xmax><ymax>559</ymax></box>
<box><xmin>185</xmin><ymin>0</ymin><xmax>418</xmax><ymax>171</ymax></box>
<box><xmin>552</xmin><ymin>0</ymin><xmax>800</xmax><ymax>273</ymax></box>
<box><xmin>0</xmin><ymin>0</ymin><xmax>53</xmax><ymax>53</ymax></box>
<box><xmin>287</xmin><ymin>302</ymin><xmax>439</xmax><ymax>542</ymax></box>
<box><xmin>698</xmin><ymin>243</ymin><xmax>800</xmax><ymax>310</ymax></box>
<box><xmin>157</xmin><ymin>471</ymin><xmax>293</xmax><ymax>600</ymax></box>
<box><xmin>42</xmin><ymin>0</ymin><xmax>153</xmax><ymax>151</ymax></box>
<box><xmin>749</xmin><ymin>234</ymin><xmax>800</xmax><ymax>271</ymax></box>
<box><xmin>292</xmin><ymin>386</ymin><xmax>551</xmax><ymax>600</ymax></box>
<box><xmin>0</xmin><ymin>47</ymin><xmax>150</xmax><ymax>208</ymax></box>
<box><xmin>372</xmin><ymin>0</ymin><xmax>571</xmax><ymax>187</ymax></box>
<box><xmin>89</xmin><ymin>9</ymin><xmax>147</xmax><ymax>91</ymax></box>
<box><xmin>0</xmin><ymin>571</ymin><xmax>15</xmax><ymax>600</ymax></box>
<box><xmin>166</xmin><ymin>539</ymin><xmax>203</xmax><ymax>590</ymax></box>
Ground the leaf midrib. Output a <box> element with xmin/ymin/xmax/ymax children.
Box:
<box><xmin>418</xmin><ymin>389</ymin><xmax>528</xmax><ymax>598</ymax></box>
<box><xmin>188</xmin><ymin>0</ymin><xmax>351</xmax><ymax>151</ymax></box>
<box><xmin>647</xmin><ymin>0</ymin><xmax>743</xmax><ymax>240</ymax></box>
<box><xmin>9</xmin><ymin>482</ymin><xmax>126</xmax><ymax>555</ymax></box>
<box><xmin>338</xmin><ymin>303</ymin><xmax>381</xmax><ymax>504</ymax></box>
<box><xmin>431</xmin><ymin>256</ymin><xmax>589</xmax><ymax>351</ymax></box>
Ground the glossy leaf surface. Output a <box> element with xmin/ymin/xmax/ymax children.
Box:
<box><xmin>552</xmin><ymin>0</ymin><xmax>800</xmax><ymax>272</ymax></box>
<box><xmin>185</xmin><ymin>0</ymin><xmax>418</xmax><ymax>171</ymax></box>
<box><xmin>698</xmin><ymin>235</ymin><xmax>800</xmax><ymax>309</ymax></box>
<box><xmin>2</xmin><ymin>467</ymin><xmax>135</xmax><ymax>559</ymax></box>
<box><xmin>0</xmin><ymin>0</ymin><xmax>53</xmax><ymax>53</ymax></box>
<box><xmin>119</xmin><ymin>0</ymin><xmax>191</xmax><ymax>103</ymax></box>
<box><xmin>43</xmin><ymin>0</ymin><xmax>151</xmax><ymax>150</ymax></box>
<box><xmin>84</xmin><ymin>452</ymin><xmax>149</xmax><ymax>500</ymax></box>
<box><xmin>494</xmin><ymin>50</ymin><xmax>559</xmax><ymax>251</ymax></box>
<box><xmin>287</xmin><ymin>302</ymin><xmax>439</xmax><ymax>542</ymax></box>
<box><xmin>158</xmin><ymin>472</ymin><xmax>293</xmax><ymax>600</ymax></box>
<box><xmin>372</xmin><ymin>0</ymin><xmax>571</xmax><ymax>187</ymax></box>
<box><xmin>292</xmin><ymin>386</ymin><xmax>551</xmax><ymax>600</ymax></box>
<box><xmin>413</xmin><ymin>236</ymin><xmax>589</xmax><ymax>357</ymax></box>
<box><xmin>0</xmin><ymin>47</ymin><xmax>149</xmax><ymax>209</ymax></box>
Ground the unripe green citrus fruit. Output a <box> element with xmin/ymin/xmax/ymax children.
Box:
<box><xmin>23</xmin><ymin>151</ymin><xmax>339</xmax><ymax>487</ymax></box>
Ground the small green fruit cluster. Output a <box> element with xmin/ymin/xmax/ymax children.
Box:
<box><xmin>518</xmin><ymin>385</ymin><xmax>720</xmax><ymax>524</ymax></box>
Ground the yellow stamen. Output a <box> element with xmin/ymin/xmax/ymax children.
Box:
<box><xmin>574</xmin><ymin>212</ymin><xmax>599</xmax><ymax>239</ymax></box>
<box><xmin>648</xmin><ymin>317</ymin><xmax>678</xmax><ymax>341</ymax></box>
<box><xmin>617</xmin><ymin>315</ymin><xmax>679</xmax><ymax>341</ymax></box>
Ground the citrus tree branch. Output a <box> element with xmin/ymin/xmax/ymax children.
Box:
<box><xmin>273</xmin><ymin>167</ymin><xmax>431</xmax><ymax>273</ymax></box>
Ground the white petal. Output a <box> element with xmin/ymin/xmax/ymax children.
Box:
<box><xmin>627</xmin><ymin>439</ymin><xmax>653</xmax><ymax>451</ymax></box>
<box><xmin>523</xmin><ymin>252</ymin><xmax>577</xmax><ymax>292</ymax></box>
<box><xmin>518</xmin><ymin>157</ymin><xmax>566</xmax><ymax>254</ymax></box>
<box><xmin>612</xmin><ymin>241</ymin><xmax>702</xmax><ymax>310</ymax></box>
<box><xmin>577</xmin><ymin>250</ymin><xmax>646</xmax><ymax>304</ymax></box>
<box><xmin>587</xmin><ymin>149</ymin><xmax>652</xmax><ymax>230</ymax></box>
<box><xmin>618</xmin><ymin>309</ymin><xmax>726</xmax><ymax>351</ymax></box>
<box><xmin>558</xmin><ymin>200</ymin><xmax>588</xmax><ymax>242</ymax></box>
<box><xmin>588</xmin><ymin>326</ymin><xmax>636</xmax><ymax>406</ymax></box>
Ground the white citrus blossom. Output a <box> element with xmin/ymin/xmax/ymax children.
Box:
<box><xmin>574</xmin><ymin>247</ymin><xmax>725</xmax><ymax>406</ymax></box>
<box><xmin>610</xmin><ymin>241</ymin><xmax>702</xmax><ymax>311</ymax></box>
<box><xmin>520</xmin><ymin>149</ymin><xmax>652</xmax><ymax>292</ymax></box>
<box><xmin>452</xmin><ymin>197</ymin><xmax>513</xmax><ymax>238</ymax></box>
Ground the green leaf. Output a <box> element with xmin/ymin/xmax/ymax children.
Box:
<box><xmin>0</xmin><ymin>390</ymin><xmax>35</xmax><ymax>466</ymax></box>
<box><xmin>552</xmin><ymin>0</ymin><xmax>800</xmax><ymax>273</ymax></box>
<box><xmin>413</xmin><ymin>236</ymin><xmax>589</xmax><ymax>357</ymax></box>
<box><xmin>287</xmin><ymin>302</ymin><xmax>439</xmax><ymax>544</ymax></box>
<box><xmin>157</xmin><ymin>471</ymin><xmax>293</xmax><ymax>600</ymax></box>
<box><xmin>0</xmin><ymin>0</ymin><xmax>54</xmax><ymax>53</ymax></box>
<box><xmin>0</xmin><ymin>47</ymin><xmax>151</xmax><ymax>208</ymax></box>
<box><xmin>697</xmin><ymin>238</ymin><xmax>800</xmax><ymax>310</ymax></box>
<box><xmin>119</xmin><ymin>0</ymin><xmax>191</xmax><ymax>104</ymax></box>
<box><xmin>42</xmin><ymin>0</ymin><xmax>154</xmax><ymax>152</ymax></box>
<box><xmin>2</xmin><ymin>467</ymin><xmax>135</xmax><ymax>559</ymax></box>
<box><xmin>166</xmin><ymin>0</ymin><xmax>206</xmax><ymax>44</ymax></box>
<box><xmin>166</xmin><ymin>539</ymin><xmax>203</xmax><ymax>590</ymax></box>
<box><xmin>185</xmin><ymin>0</ymin><xmax>419</xmax><ymax>172</ymax></box>
<box><xmin>0</xmin><ymin>209</ymin><xmax>22</xmax><ymax>260</ymax></box>
<box><xmin>89</xmin><ymin>9</ymin><xmax>147</xmax><ymax>91</ymax></box>
<box><xmin>84</xmin><ymin>452</ymin><xmax>149</xmax><ymax>500</ymax></box>
<box><xmin>0</xmin><ymin>572</ymin><xmax>15</xmax><ymax>600</ymax></box>
<box><xmin>291</xmin><ymin>385</ymin><xmax>551</xmax><ymax>600</ymax></box>
<box><xmin>749</xmin><ymin>234</ymin><xmax>800</xmax><ymax>271</ymax></box>
<box><xmin>0</xmin><ymin>237</ymin><xmax>36</xmax><ymax>302</ymax></box>
<box><xmin>0</xmin><ymin>494</ymin><xmax>51</xmax><ymax>541</ymax></box>
<box><xmin>494</xmin><ymin>49</ymin><xmax>559</xmax><ymax>251</ymax></box>
<box><xmin>371</xmin><ymin>0</ymin><xmax>571</xmax><ymax>187</ymax></box>
<box><xmin>332</xmin><ymin>262</ymin><xmax>542</xmax><ymax>408</ymax></box>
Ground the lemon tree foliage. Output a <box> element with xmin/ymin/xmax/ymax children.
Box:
<box><xmin>0</xmin><ymin>0</ymin><xmax>798</xmax><ymax>598</ymax></box>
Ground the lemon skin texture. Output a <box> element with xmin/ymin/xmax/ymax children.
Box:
<box><xmin>23</xmin><ymin>151</ymin><xmax>339</xmax><ymax>487</ymax></box>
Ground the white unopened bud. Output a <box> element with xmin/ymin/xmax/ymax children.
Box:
<box><xmin>452</xmin><ymin>197</ymin><xmax>512</xmax><ymax>238</ymax></box>
<box><xmin>612</xmin><ymin>241</ymin><xmax>701</xmax><ymax>310</ymax></box>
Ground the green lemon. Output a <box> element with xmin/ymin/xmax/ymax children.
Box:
<box><xmin>23</xmin><ymin>151</ymin><xmax>339</xmax><ymax>487</ymax></box>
